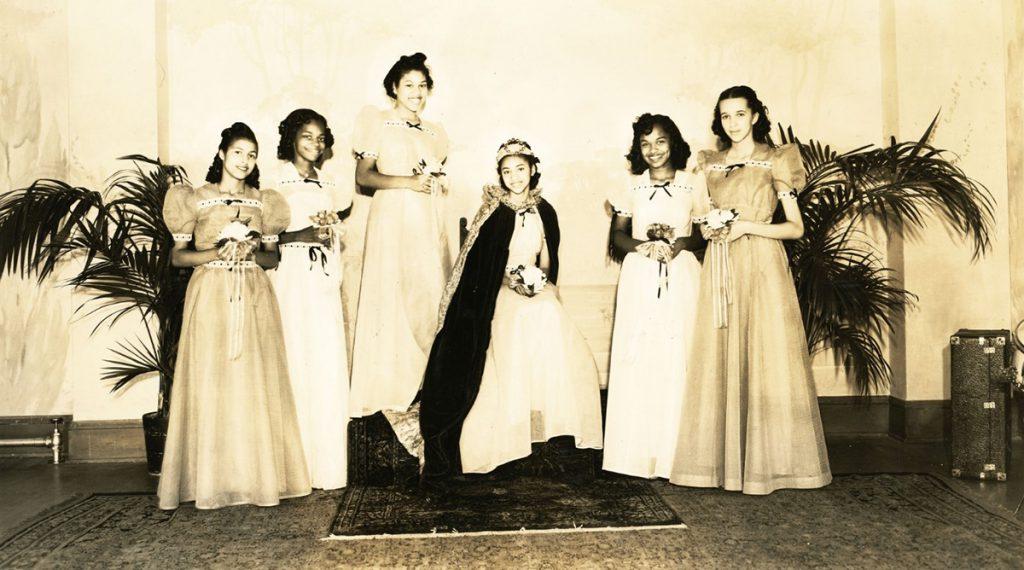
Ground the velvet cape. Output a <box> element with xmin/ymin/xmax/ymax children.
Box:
<box><xmin>419</xmin><ymin>192</ymin><xmax>560</xmax><ymax>480</ymax></box>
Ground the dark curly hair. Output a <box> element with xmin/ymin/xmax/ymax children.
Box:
<box><xmin>383</xmin><ymin>52</ymin><xmax>434</xmax><ymax>99</ymax></box>
<box><xmin>711</xmin><ymin>85</ymin><xmax>774</xmax><ymax>149</ymax></box>
<box><xmin>276</xmin><ymin>108</ymin><xmax>334</xmax><ymax>163</ymax></box>
<box><xmin>625</xmin><ymin>113</ymin><xmax>690</xmax><ymax>175</ymax></box>
<box><xmin>205</xmin><ymin>122</ymin><xmax>260</xmax><ymax>188</ymax></box>
<box><xmin>495</xmin><ymin>139</ymin><xmax>542</xmax><ymax>192</ymax></box>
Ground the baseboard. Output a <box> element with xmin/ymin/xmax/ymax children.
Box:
<box><xmin>0</xmin><ymin>415</ymin><xmax>71</xmax><ymax>460</ymax></box>
<box><xmin>0</xmin><ymin>396</ymin><xmax>954</xmax><ymax>463</ymax></box>
<box><xmin>818</xmin><ymin>396</ymin><xmax>890</xmax><ymax>436</ymax></box>
<box><xmin>68</xmin><ymin>419</ymin><xmax>146</xmax><ymax>462</ymax></box>
<box><xmin>888</xmin><ymin>397</ymin><xmax>950</xmax><ymax>442</ymax></box>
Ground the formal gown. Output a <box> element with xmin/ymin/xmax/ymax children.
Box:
<box><xmin>459</xmin><ymin>194</ymin><xmax>604</xmax><ymax>473</ymax></box>
<box><xmin>268</xmin><ymin>161</ymin><xmax>352</xmax><ymax>490</ymax></box>
<box><xmin>602</xmin><ymin>170</ymin><xmax>704</xmax><ymax>479</ymax></box>
<box><xmin>669</xmin><ymin>143</ymin><xmax>832</xmax><ymax>495</ymax></box>
<box><xmin>348</xmin><ymin>106</ymin><xmax>452</xmax><ymax>419</ymax></box>
<box><xmin>158</xmin><ymin>182</ymin><xmax>311</xmax><ymax>510</ymax></box>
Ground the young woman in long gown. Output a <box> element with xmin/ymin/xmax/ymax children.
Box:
<box><xmin>602</xmin><ymin>114</ymin><xmax>704</xmax><ymax>479</ymax></box>
<box><xmin>669</xmin><ymin>86</ymin><xmax>832</xmax><ymax>495</ymax></box>
<box><xmin>419</xmin><ymin>139</ymin><xmax>603</xmax><ymax>481</ymax></box>
<box><xmin>158</xmin><ymin>122</ymin><xmax>310</xmax><ymax>510</ymax></box>
<box><xmin>348</xmin><ymin>54</ymin><xmax>451</xmax><ymax>452</ymax></box>
<box><xmin>269</xmin><ymin>108</ymin><xmax>352</xmax><ymax>490</ymax></box>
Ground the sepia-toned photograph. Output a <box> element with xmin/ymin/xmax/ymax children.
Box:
<box><xmin>1</xmin><ymin>0</ymin><xmax>1022</xmax><ymax>566</ymax></box>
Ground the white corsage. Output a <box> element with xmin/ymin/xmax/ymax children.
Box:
<box><xmin>215</xmin><ymin>220</ymin><xmax>260</xmax><ymax>263</ymax></box>
<box><xmin>703</xmin><ymin>208</ymin><xmax>739</xmax><ymax>233</ymax></box>
<box><xmin>508</xmin><ymin>264</ymin><xmax>548</xmax><ymax>296</ymax></box>
<box><xmin>217</xmin><ymin>220</ymin><xmax>256</xmax><ymax>242</ymax></box>
<box><xmin>215</xmin><ymin>220</ymin><xmax>260</xmax><ymax>360</ymax></box>
<box><xmin>701</xmin><ymin>208</ymin><xmax>739</xmax><ymax>329</ymax></box>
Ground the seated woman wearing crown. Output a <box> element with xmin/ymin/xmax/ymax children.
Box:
<box><xmin>419</xmin><ymin>138</ymin><xmax>604</xmax><ymax>485</ymax></box>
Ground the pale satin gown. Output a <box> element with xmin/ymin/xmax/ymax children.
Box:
<box><xmin>269</xmin><ymin>161</ymin><xmax>352</xmax><ymax>490</ymax></box>
<box><xmin>459</xmin><ymin>202</ymin><xmax>604</xmax><ymax>474</ymax></box>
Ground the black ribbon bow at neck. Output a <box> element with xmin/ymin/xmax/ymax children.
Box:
<box><xmin>405</xmin><ymin>121</ymin><xmax>423</xmax><ymax>131</ymax></box>
<box><xmin>648</xmin><ymin>181</ymin><xmax>673</xmax><ymax>200</ymax></box>
<box><xmin>518</xmin><ymin>207</ymin><xmax>537</xmax><ymax>227</ymax></box>
<box><xmin>303</xmin><ymin>178</ymin><xmax>322</xmax><ymax>188</ymax></box>
<box><xmin>724</xmin><ymin>163</ymin><xmax>746</xmax><ymax>177</ymax></box>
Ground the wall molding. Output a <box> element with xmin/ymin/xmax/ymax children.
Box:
<box><xmin>818</xmin><ymin>396</ymin><xmax>890</xmax><ymax>436</ymax></box>
<box><xmin>68</xmin><ymin>419</ymin><xmax>146</xmax><ymax>462</ymax></box>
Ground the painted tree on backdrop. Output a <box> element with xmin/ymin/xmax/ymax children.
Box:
<box><xmin>0</xmin><ymin>156</ymin><xmax>190</xmax><ymax>424</ymax></box>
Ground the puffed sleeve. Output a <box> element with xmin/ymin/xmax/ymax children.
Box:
<box><xmin>351</xmin><ymin>106</ymin><xmax>382</xmax><ymax>160</ymax></box>
<box><xmin>771</xmin><ymin>144</ymin><xmax>807</xmax><ymax>195</ymax></box>
<box><xmin>258</xmin><ymin>188</ymin><xmax>291</xmax><ymax>242</ymax></box>
<box><xmin>162</xmin><ymin>184</ymin><xmax>197</xmax><ymax>242</ymax></box>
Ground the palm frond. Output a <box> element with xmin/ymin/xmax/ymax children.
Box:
<box><xmin>68</xmin><ymin>254</ymin><xmax>164</xmax><ymax>333</ymax></box>
<box><xmin>780</xmin><ymin>114</ymin><xmax>995</xmax><ymax>395</ymax></box>
<box><xmin>820</xmin><ymin>324</ymin><xmax>893</xmax><ymax>396</ymax></box>
<box><xmin>3</xmin><ymin>156</ymin><xmax>190</xmax><ymax>407</ymax></box>
<box><xmin>102</xmin><ymin>324</ymin><xmax>165</xmax><ymax>392</ymax></box>
<box><xmin>105</xmin><ymin>157</ymin><xmax>186</xmax><ymax>250</ymax></box>
<box><xmin>789</xmin><ymin>229</ymin><xmax>913</xmax><ymax>348</ymax></box>
<box><xmin>795</xmin><ymin>117</ymin><xmax>994</xmax><ymax>259</ymax></box>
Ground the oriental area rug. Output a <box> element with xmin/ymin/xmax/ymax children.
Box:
<box><xmin>2</xmin><ymin>474</ymin><xmax>1023</xmax><ymax>567</ymax></box>
<box><xmin>329</xmin><ymin>476</ymin><xmax>683</xmax><ymax>539</ymax></box>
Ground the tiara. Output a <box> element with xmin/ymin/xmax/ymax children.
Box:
<box><xmin>495</xmin><ymin>138</ymin><xmax>535</xmax><ymax>164</ymax></box>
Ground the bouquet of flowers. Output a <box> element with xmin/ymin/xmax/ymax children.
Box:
<box><xmin>508</xmin><ymin>264</ymin><xmax>548</xmax><ymax>297</ymax></box>
<box><xmin>414</xmin><ymin>158</ymin><xmax>448</xmax><ymax>195</ymax></box>
<box><xmin>702</xmin><ymin>208</ymin><xmax>740</xmax><ymax>241</ymax></box>
<box><xmin>310</xmin><ymin>209</ymin><xmax>343</xmax><ymax>246</ymax></box>
<box><xmin>701</xmin><ymin>207</ymin><xmax>740</xmax><ymax>328</ymax></box>
<box><xmin>216</xmin><ymin>219</ymin><xmax>260</xmax><ymax>263</ymax></box>
<box><xmin>639</xmin><ymin>222</ymin><xmax>678</xmax><ymax>297</ymax></box>
<box><xmin>636</xmin><ymin>222</ymin><xmax>675</xmax><ymax>263</ymax></box>
<box><xmin>645</xmin><ymin>222</ymin><xmax>676</xmax><ymax>243</ymax></box>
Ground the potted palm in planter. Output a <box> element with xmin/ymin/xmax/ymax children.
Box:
<box><xmin>0</xmin><ymin>156</ymin><xmax>191</xmax><ymax>473</ymax></box>
<box><xmin>780</xmin><ymin>116</ymin><xmax>995</xmax><ymax>395</ymax></box>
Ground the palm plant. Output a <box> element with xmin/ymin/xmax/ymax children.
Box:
<box><xmin>0</xmin><ymin>155</ymin><xmax>191</xmax><ymax>417</ymax></box>
<box><xmin>779</xmin><ymin>115</ymin><xmax>995</xmax><ymax>395</ymax></box>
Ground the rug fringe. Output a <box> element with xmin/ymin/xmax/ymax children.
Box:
<box><xmin>322</xmin><ymin>523</ymin><xmax>688</xmax><ymax>541</ymax></box>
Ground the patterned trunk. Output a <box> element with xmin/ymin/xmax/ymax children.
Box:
<box><xmin>950</xmin><ymin>329</ymin><xmax>1014</xmax><ymax>480</ymax></box>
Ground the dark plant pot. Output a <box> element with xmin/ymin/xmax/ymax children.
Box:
<box><xmin>142</xmin><ymin>411</ymin><xmax>168</xmax><ymax>475</ymax></box>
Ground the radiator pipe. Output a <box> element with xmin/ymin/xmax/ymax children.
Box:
<box><xmin>0</xmin><ymin>418</ymin><xmax>62</xmax><ymax>464</ymax></box>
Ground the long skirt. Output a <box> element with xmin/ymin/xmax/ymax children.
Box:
<box><xmin>603</xmin><ymin>251</ymin><xmax>700</xmax><ymax>478</ymax></box>
<box><xmin>348</xmin><ymin>189</ymin><xmax>450</xmax><ymax>417</ymax></box>
<box><xmin>271</xmin><ymin>243</ymin><xmax>348</xmax><ymax>490</ymax></box>
<box><xmin>669</xmin><ymin>236</ymin><xmax>831</xmax><ymax>495</ymax></box>
<box><xmin>158</xmin><ymin>262</ymin><xmax>311</xmax><ymax>510</ymax></box>
<box><xmin>460</xmin><ymin>284</ymin><xmax>604</xmax><ymax>474</ymax></box>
